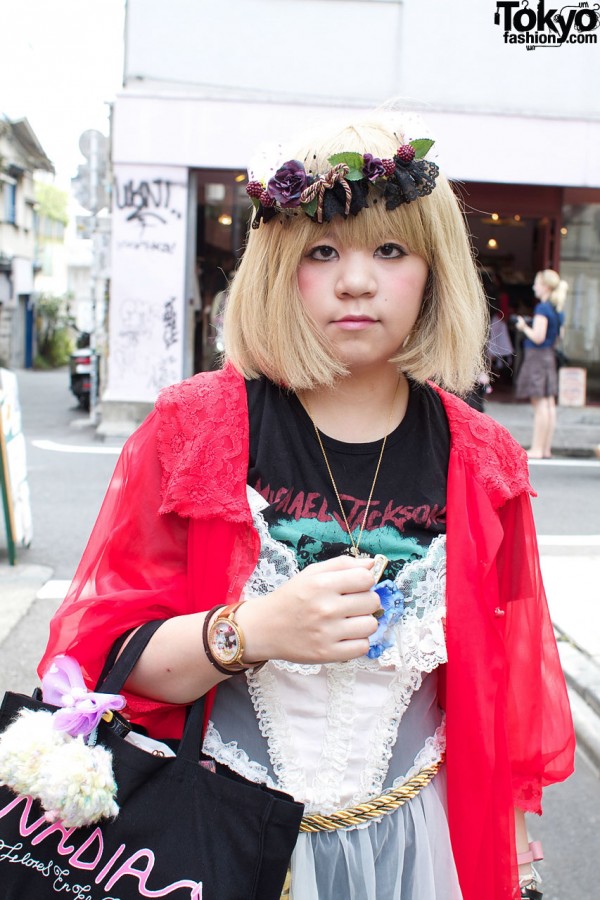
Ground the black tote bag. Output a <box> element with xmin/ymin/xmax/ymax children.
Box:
<box><xmin>0</xmin><ymin>620</ymin><xmax>304</xmax><ymax>899</ymax></box>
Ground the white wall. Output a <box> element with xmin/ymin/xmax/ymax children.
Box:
<box><xmin>400</xmin><ymin>0</ymin><xmax>600</xmax><ymax>118</ymax></box>
<box><xmin>118</xmin><ymin>0</ymin><xmax>600</xmax><ymax>187</ymax></box>
<box><xmin>124</xmin><ymin>0</ymin><xmax>600</xmax><ymax>117</ymax></box>
<box><xmin>125</xmin><ymin>0</ymin><xmax>404</xmax><ymax>103</ymax></box>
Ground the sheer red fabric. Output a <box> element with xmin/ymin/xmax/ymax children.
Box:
<box><xmin>39</xmin><ymin>367</ymin><xmax>575</xmax><ymax>900</ymax></box>
<box><xmin>435</xmin><ymin>387</ymin><xmax>574</xmax><ymax>897</ymax></box>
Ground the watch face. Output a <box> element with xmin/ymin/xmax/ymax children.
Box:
<box><xmin>209</xmin><ymin>620</ymin><xmax>241</xmax><ymax>664</ymax></box>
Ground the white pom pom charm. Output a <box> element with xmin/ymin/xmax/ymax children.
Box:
<box><xmin>0</xmin><ymin>707</ymin><xmax>119</xmax><ymax>828</ymax></box>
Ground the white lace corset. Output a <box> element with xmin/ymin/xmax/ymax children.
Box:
<box><xmin>204</xmin><ymin>487</ymin><xmax>448</xmax><ymax>814</ymax></box>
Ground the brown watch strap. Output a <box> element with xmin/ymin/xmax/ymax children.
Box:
<box><xmin>202</xmin><ymin>603</ymin><xmax>266</xmax><ymax>675</ymax></box>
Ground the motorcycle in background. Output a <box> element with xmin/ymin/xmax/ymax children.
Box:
<box><xmin>69</xmin><ymin>333</ymin><xmax>99</xmax><ymax>410</ymax></box>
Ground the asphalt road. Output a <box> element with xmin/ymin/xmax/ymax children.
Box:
<box><xmin>2</xmin><ymin>367</ymin><xmax>600</xmax><ymax>897</ymax></box>
<box><xmin>14</xmin><ymin>368</ymin><xmax>121</xmax><ymax>578</ymax></box>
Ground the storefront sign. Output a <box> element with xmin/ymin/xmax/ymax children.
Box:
<box><xmin>558</xmin><ymin>366</ymin><xmax>587</xmax><ymax>407</ymax></box>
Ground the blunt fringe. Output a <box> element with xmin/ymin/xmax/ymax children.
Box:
<box><xmin>223</xmin><ymin>113</ymin><xmax>488</xmax><ymax>395</ymax></box>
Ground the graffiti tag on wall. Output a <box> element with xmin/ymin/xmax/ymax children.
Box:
<box><xmin>110</xmin><ymin>165</ymin><xmax>188</xmax><ymax>401</ymax></box>
<box><xmin>114</xmin><ymin>178</ymin><xmax>183</xmax><ymax>230</ymax></box>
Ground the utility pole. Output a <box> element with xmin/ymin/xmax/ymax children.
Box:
<box><xmin>72</xmin><ymin>130</ymin><xmax>109</xmax><ymax>426</ymax></box>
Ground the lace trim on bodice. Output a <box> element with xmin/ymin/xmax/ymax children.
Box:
<box><xmin>393</xmin><ymin>719</ymin><xmax>446</xmax><ymax>789</ymax></box>
<box><xmin>202</xmin><ymin>720</ymin><xmax>277</xmax><ymax>789</ymax></box>
<box><xmin>242</xmin><ymin>486</ymin><xmax>300</xmax><ymax>593</ymax></box>
<box><xmin>203</xmin><ymin>712</ymin><xmax>448</xmax><ymax>818</ymax></box>
<box><xmin>207</xmin><ymin>489</ymin><xmax>449</xmax><ymax>811</ymax></box>
<box><xmin>244</xmin><ymin>487</ymin><xmax>447</xmax><ymax>677</ymax></box>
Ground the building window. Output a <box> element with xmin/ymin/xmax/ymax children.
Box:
<box><xmin>4</xmin><ymin>183</ymin><xmax>17</xmax><ymax>224</ymax></box>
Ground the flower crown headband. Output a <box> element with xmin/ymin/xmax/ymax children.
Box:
<box><xmin>246</xmin><ymin>139</ymin><xmax>439</xmax><ymax>229</ymax></box>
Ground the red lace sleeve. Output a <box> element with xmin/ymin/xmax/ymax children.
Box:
<box><xmin>38</xmin><ymin>410</ymin><xmax>190</xmax><ymax>729</ymax></box>
<box><xmin>497</xmin><ymin>492</ymin><xmax>575</xmax><ymax>812</ymax></box>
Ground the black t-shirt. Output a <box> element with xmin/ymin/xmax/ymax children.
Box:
<box><xmin>246</xmin><ymin>378</ymin><xmax>450</xmax><ymax>582</ymax></box>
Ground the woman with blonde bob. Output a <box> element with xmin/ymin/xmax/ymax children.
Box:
<box><xmin>514</xmin><ymin>269</ymin><xmax>569</xmax><ymax>458</ymax></box>
<box><xmin>40</xmin><ymin>112</ymin><xmax>573</xmax><ymax>900</ymax></box>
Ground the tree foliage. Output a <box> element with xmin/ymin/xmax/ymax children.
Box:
<box><xmin>34</xmin><ymin>182</ymin><xmax>69</xmax><ymax>225</ymax></box>
<box><xmin>35</xmin><ymin>293</ymin><xmax>75</xmax><ymax>367</ymax></box>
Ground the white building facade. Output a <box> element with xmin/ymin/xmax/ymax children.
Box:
<box><xmin>104</xmin><ymin>0</ymin><xmax>600</xmax><ymax>431</ymax></box>
<box><xmin>0</xmin><ymin>119</ymin><xmax>54</xmax><ymax>368</ymax></box>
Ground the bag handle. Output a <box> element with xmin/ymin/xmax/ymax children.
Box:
<box><xmin>96</xmin><ymin>619</ymin><xmax>166</xmax><ymax>694</ymax></box>
<box><xmin>96</xmin><ymin>619</ymin><xmax>207</xmax><ymax>763</ymax></box>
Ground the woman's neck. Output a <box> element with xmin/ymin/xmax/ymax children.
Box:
<box><xmin>299</xmin><ymin>368</ymin><xmax>409</xmax><ymax>443</ymax></box>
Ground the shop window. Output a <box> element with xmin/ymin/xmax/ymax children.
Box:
<box><xmin>560</xmin><ymin>204</ymin><xmax>600</xmax><ymax>362</ymax></box>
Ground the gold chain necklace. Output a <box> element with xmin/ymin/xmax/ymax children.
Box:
<box><xmin>303</xmin><ymin>378</ymin><xmax>401</xmax><ymax>559</ymax></box>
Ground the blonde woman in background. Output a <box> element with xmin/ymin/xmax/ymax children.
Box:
<box><xmin>515</xmin><ymin>269</ymin><xmax>568</xmax><ymax>459</ymax></box>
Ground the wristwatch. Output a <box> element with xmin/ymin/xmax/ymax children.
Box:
<box><xmin>203</xmin><ymin>603</ymin><xmax>265</xmax><ymax>675</ymax></box>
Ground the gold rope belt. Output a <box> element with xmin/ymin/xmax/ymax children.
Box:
<box><xmin>299</xmin><ymin>757</ymin><xmax>444</xmax><ymax>833</ymax></box>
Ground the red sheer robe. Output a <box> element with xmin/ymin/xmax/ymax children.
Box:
<box><xmin>39</xmin><ymin>365</ymin><xmax>575</xmax><ymax>900</ymax></box>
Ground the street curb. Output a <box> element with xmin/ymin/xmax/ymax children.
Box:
<box><xmin>556</xmin><ymin>636</ymin><xmax>600</xmax><ymax>719</ymax></box>
<box><xmin>556</xmin><ymin>632</ymin><xmax>600</xmax><ymax>771</ymax></box>
<box><xmin>567</xmin><ymin>688</ymin><xmax>600</xmax><ymax>774</ymax></box>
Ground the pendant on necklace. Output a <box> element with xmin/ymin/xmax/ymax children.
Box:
<box><xmin>372</xmin><ymin>554</ymin><xmax>389</xmax><ymax>583</ymax></box>
<box><xmin>343</xmin><ymin>550</ymin><xmax>389</xmax><ymax>583</ymax></box>
<box><xmin>343</xmin><ymin>546</ymin><xmax>371</xmax><ymax>559</ymax></box>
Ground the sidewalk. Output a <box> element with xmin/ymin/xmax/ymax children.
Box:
<box><xmin>486</xmin><ymin>397</ymin><xmax>600</xmax><ymax>457</ymax></box>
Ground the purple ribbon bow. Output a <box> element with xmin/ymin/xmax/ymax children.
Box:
<box><xmin>42</xmin><ymin>655</ymin><xmax>126</xmax><ymax>738</ymax></box>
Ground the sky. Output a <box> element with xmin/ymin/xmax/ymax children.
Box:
<box><xmin>1</xmin><ymin>0</ymin><xmax>126</xmax><ymax>188</ymax></box>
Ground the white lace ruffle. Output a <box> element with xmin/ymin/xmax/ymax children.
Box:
<box><xmin>393</xmin><ymin>718</ymin><xmax>446</xmax><ymax>789</ymax></box>
<box><xmin>219</xmin><ymin>487</ymin><xmax>449</xmax><ymax>812</ymax></box>
<box><xmin>202</xmin><ymin>720</ymin><xmax>277</xmax><ymax>788</ymax></box>
<box><xmin>243</xmin><ymin>487</ymin><xmax>447</xmax><ymax>678</ymax></box>
<box><xmin>246</xmin><ymin>663</ymin><xmax>309</xmax><ymax>804</ymax></box>
<box><xmin>242</xmin><ymin>486</ymin><xmax>300</xmax><ymax>598</ymax></box>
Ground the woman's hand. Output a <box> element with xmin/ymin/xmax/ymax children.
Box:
<box><xmin>236</xmin><ymin>556</ymin><xmax>381</xmax><ymax>665</ymax></box>
<box><xmin>515</xmin><ymin>314</ymin><xmax>548</xmax><ymax>345</ymax></box>
<box><xmin>124</xmin><ymin>557</ymin><xmax>380</xmax><ymax>704</ymax></box>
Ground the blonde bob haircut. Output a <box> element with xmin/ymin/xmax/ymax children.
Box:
<box><xmin>224</xmin><ymin>113</ymin><xmax>488</xmax><ymax>395</ymax></box>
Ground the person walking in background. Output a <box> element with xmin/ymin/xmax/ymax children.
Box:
<box><xmin>39</xmin><ymin>111</ymin><xmax>574</xmax><ymax>900</ymax></box>
<box><xmin>514</xmin><ymin>269</ymin><xmax>568</xmax><ymax>459</ymax></box>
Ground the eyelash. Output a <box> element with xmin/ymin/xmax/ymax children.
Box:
<box><xmin>306</xmin><ymin>243</ymin><xmax>408</xmax><ymax>261</ymax></box>
<box><xmin>307</xmin><ymin>245</ymin><xmax>337</xmax><ymax>261</ymax></box>
<box><xmin>376</xmin><ymin>243</ymin><xmax>407</xmax><ymax>258</ymax></box>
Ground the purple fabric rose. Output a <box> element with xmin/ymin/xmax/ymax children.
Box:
<box><xmin>267</xmin><ymin>160</ymin><xmax>308</xmax><ymax>208</ymax></box>
<box><xmin>362</xmin><ymin>153</ymin><xmax>386</xmax><ymax>183</ymax></box>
